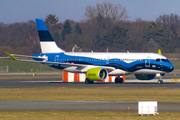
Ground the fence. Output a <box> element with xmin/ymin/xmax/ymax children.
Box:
<box><xmin>0</xmin><ymin>66</ymin><xmax>9</xmax><ymax>72</ymax></box>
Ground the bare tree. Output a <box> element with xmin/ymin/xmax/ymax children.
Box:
<box><xmin>156</xmin><ymin>14</ymin><xmax>180</xmax><ymax>34</ymax></box>
<box><xmin>45</xmin><ymin>14</ymin><xmax>59</xmax><ymax>25</ymax></box>
<box><xmin>85</xmin><ymin>2</ymin><xmax>128</xmax><ymax>23</ymax></box>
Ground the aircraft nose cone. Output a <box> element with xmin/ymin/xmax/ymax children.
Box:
<box><xmin>168</xmin><ymin>65</ymin><xmax>174</xmax><ymax>72</ymax></box>
<box><xmin>171</xmin><ymin>67</ymin><xmax>174</xmax><ymax>71</ymax></box>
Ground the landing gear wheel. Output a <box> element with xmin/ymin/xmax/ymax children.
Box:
<box><xmin>115</xmin><ymin>78</ymin><xmax>124</xmax><ymax>83</ymax></box>
<box><xmin>158</xmin><ymin>80</ymin><xmax>163</xmax><ymax>84</ymax></box>
<box><xmin>115</xmin><ymin>78</ymin><xmax>118</xmax><ymax>83</ymax></box>
<box><xmin>85</xmin><ymin>78</ymin><xmax>94</xmax><ymax>84</ymax></box>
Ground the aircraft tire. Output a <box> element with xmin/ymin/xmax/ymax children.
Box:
<box><xmin>115</xmin><ymin>78</ymin><xmax>123</xmax><ymax>83</ymax></box>
<box><xmin>85</xmin><ymin>78</ymin><xmax>94</xmax><ymax>84</ymax></box>
<box><xmin>160</xmin><ymin>80</ymin><xmax>163</xmax><ymax>84</ymax></box>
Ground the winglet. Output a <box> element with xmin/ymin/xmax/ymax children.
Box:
<box><xmin>158</xmin><ymin>49</ymin><xmax>162</xmax><ymax>55</ymax></box>
<box><xmin>5</xmin><ymin>51</ymin><xmax>19</xmax><ymax>61</ymax></box>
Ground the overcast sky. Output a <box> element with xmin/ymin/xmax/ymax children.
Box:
<box><xmin>0</xmin><ymin>0</ymin><xmax>179</xmax><ymax>23</ymax></box>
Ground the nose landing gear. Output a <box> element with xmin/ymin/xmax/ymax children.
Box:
<box><xmin>156</xmin><ymin>74</ymin><xmax>164</xmax><ymax>84</ymax></box>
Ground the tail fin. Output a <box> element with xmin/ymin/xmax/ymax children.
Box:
<box><xmin>36</xmin><ymin>19</ymin><xmax>64</xmax><ymax>53</ymax></box>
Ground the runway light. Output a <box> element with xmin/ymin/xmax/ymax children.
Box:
<box><xmin>128</xmin><ymin>107</ymin><xmax>130</xmax><ymax>111</ymax></box>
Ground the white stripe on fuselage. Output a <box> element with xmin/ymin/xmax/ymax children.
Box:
<box><xmin>63</xmin><ymin>52</ymin><xmax>166</xmax><ymax>63</ymax></box>
<box><xmin>133</xmin><ymin>69</ymin><xmax>166</xmax><ymax>74</ymax></box>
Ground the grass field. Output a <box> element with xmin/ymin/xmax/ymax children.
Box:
<box><xmin>0</xmin><ymin>59</ymin><xmax>59</xmax><ymax>72</ymax></box>
<box><xmin>0</xmin><ymin>87</ymin><xmax>180</xmax><ymax>120</ymax></box>
<box><xmin>0</xmin><ymin>59</ymin><xmax>180</xmax><ymax>119</ymax></box>
<box><xmin>0</xmin><ymin>111</ymin><xmax>180</xmax><ymax>120</ymax></box>
<box><xmin>171</xmin><ymin>61</ymin><xmax>180</xmax><ymax>70</ymax></box>
<box><xmin>0</xmin><ymin>87</ymin><xmax>180</xmax><ymax>102</ymax></box>
<box><xmin>0</xmin><ymin>75</ymin><xmax>62</xmax><ymax>79</ymax></box>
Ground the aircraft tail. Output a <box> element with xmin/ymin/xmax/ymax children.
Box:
<box><xmin>36</xmin><ymin>19</ymin><xmax>64</xmax><ymax>53</ymax></box>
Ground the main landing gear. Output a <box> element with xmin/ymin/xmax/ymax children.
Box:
<box><xmin>85</xmin><ymin>78</ymin><xmax>94</xmax><ymax>84</ymax></box>
<box><xmin>85</xmin><ymin>76</ymin><xmax>124</xmax><ymax>84</ymax></box>
<box><xmin>115</xmin><ymin>77</ymin><xmax>124</xmax><ymax>83</ymax></box>
<box><xmin>158</xmin><ymin>79</ymin><xmax>163</xmax><ymax>84</ymax></box>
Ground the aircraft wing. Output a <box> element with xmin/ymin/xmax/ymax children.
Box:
<box><xmin>10</xmin><ymin>54</ymin><xmax>46</xmax><ymax>59</ymax></box>
<box><xmin>5</xmin><ymin>52</ymin><xmax>46</xmax><ymax>61</ymax></box>
<box><xmin>5</xmin><ymin>52</ymin><xmax>115</xmax><ymax>72</ymax></box>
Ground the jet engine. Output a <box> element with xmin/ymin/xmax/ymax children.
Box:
<box><xmin>86</xmin><ymin>67</ymin><xmax>108</xmax><ymax>81</ymax></box>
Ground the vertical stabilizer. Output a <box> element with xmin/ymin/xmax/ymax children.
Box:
<box><xmin>36</xmin><ymin>19</ymin><xmax>63</xmax><ymax>53</ymax></box>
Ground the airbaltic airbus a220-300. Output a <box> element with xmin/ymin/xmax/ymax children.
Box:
<box><xmin>6</xmin><ymin>19</ymin><xmax>174</xmax><ymax>84</ymax></box>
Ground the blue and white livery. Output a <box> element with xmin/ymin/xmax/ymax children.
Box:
<box><xmin>7</xmin><ymin>19</ymin><xmax>174</xmax><ymax>84</ymax></box>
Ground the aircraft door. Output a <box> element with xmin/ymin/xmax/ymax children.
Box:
<box><xmin>106</xmin><ymin>56</ymin><xmax>110</xmax><ymax>64</ymax></box>
<box><xmin>145</xmin><ymin>59</ymin><xmax>150</xmax><ymax>67</ymax></box>
<box><xmin>54</xmin><ymin>55</ymin><xmax>59</xmax><ymax>66</ymax></box>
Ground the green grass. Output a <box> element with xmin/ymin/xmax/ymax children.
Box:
<box><xmin>0</xmin><ymin>87</ymin><xmax>180</xmax><ymax>102</ymax></box>
<box><xmin>0</xmin><ymin>111</ymin><xmax>179</xmax><ymax>120</ymax></box>
<box><xmin>0</xmin><ymin>59</ymin><xmax>59</xmax><ymax>72</ymax></box>
<box><xmin>0</xmin><ymin>75</ymin><xmax>62</xmax><ymax>79</ymax></box>
<box><xmin>0</xmin><ymin>87</ymin><xmax>180</xmax><ymax>119</ymax></box>
<box><xmin>171</xmin><ymin>61</ymin><xmax>180</xmax><ymax>70</ymax></box>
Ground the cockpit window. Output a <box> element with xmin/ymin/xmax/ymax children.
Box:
<box><xmin>156</xmin><ymin>58</ymin><xmax>170</xmax><ymax>62</ymax></box>
<box><xmin>161</xmin><ymin>59</ymin><xmax>168</xmax><ymax>62</ymax></box>
<box><xmin>166</xmin><ymin>59</ymin><xmax>170</xmax><ymax>62</ymax></box>
<box><xmin>156</xmin><ymin>59</ymin><xmax>161</xmax><ymax>62</ymax></box>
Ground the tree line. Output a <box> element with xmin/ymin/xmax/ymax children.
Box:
<box><xmin>0</xmin><ymin>2</ymin><xmax>180</xmax><ymax>56</ymax></box>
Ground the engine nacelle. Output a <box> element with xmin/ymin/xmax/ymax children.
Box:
<box><xmin>135</xmin><ymin>74</ymin><xmax>156</xmax><ymax>80</ymax></box>
<box><xmin>86</xmin><ymin>67</ymin><xmax>108</xmax><ymax>81</ymax></box>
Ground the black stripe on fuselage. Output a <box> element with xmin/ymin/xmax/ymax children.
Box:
<box><xmin>38</xmin><ymin>30</ymin><xmax>54</xmax><ymax>41</ymax></box>
<box><xmin>50</xmin><ymin>63</ymin><xmax>171</xmax><ymax>73</ymax></box>
<box><xmin>106</xmin><ymin>63</ymin><xmax>172</xmax><ymax>73</ymax></box>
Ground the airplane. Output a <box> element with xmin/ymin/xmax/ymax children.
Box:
<box><xmin>6</xmin><ymin>19</ymin><xmax>174</xmax><ymax>84</ymax></box>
